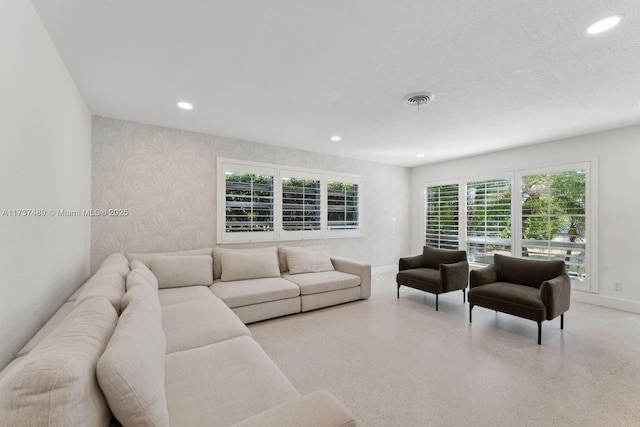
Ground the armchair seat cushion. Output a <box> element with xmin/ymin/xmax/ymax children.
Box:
<box><xmin>396</xmin><ymin>268</ymin><xmax>441</xmax><ymax>292</ymax></box>
<box><xmin>468</xmin><ymin>282</ymin><xmax>546</xmax><ymax>322</ymax></box>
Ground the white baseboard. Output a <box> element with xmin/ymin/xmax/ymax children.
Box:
<box><xmin>572</xmin><ymin>290</ymin><xmax>640</xmax><ymax>314</ymax></box>
<box><xmin>372</xmin><ymin>265</ymin><xmax>397</xmax><ymax>276</ymax></box>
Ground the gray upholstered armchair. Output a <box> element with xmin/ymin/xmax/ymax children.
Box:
<box><xmin>396</xmin><ymin>246</ymin><xmax>469</xmax><ymax>311</ymax></box>
<box><xmin>468</xmin><ymin>254</ymin><xmax>571</xmax><ymax>344</ymax></box>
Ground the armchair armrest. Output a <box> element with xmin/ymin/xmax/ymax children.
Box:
<box><xmin>469</xmin><ymin>265</ymin><xmax>497</xmax><ymax>288</ymax></box>
<box><xmin>230</xmin><ymin>390</ymin><xmax>356</xmax><ymax>427</ymax></box>
<box><xmin>331</xmin><ymin>256</ymin><xmax>372</xmax><ymax>299</ymax></box>
<box><xmin>398</xmin><ymin>254</ymin><xmax>423</xmax><ymax>271</ymax></box>
<box><xmin>540</xmin><ymin>274</ymin><xmax>571</xmax><ymax>320</ymax></box>
<box><xmin>440</xmin><ymin>260</ymin><xmax>469</xmax><ymax>292</ymax></box>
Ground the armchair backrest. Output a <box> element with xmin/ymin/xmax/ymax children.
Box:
<box><xmin>494</xmin><ymin>254</ymin><xmax>566</xmax><ymax>288</ymax></box>
<box><xmin>422</xmin><ymin>246</ymin><xmax>467</xmax><ymax>270</ymax></box>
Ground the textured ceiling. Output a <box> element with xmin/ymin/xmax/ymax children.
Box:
<box><xmin>31</xmin><ymin>0</ymin><xmax>640</xmax><ymax>167</ymax></box>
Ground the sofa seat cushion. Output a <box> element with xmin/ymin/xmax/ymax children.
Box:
<box><xmin>469</xmin><ymin>282</ymin><xmax>546</xmax><ymax>321</ymax></box>
<box><xmin>161</xmin><ymin>297</ymin><xmax>251</xmax><ymax>353</ymax></box>
<box><xmin>158</xmin><ymin>285</ymin><xmax>216</xmax><ymax>305</ymax></box>
<box><xmin>282</xmin><ymin>271</ymin><xmax>360</xmax><ymax>296</ymax></box>
<box><xmin>0</xmin><ymin>297</ymin><xmax>118</xmax><ymax>426</ymax></box>
<box><xmin>397</xmin><ymin>268</ymin><xmax>441</xmax><ymax>291</ymax></box>
<box><xmin>211</xmin><ymin>277</ymin><xmax>300</xmax><ymax>308</ymax></box>
<box><xmin>165</xmin><ymin>336</ymin><xmax>300</xmax><ymax>427</ymax></box>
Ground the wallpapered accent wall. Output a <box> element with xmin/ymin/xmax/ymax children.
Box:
<box><xmin>92</xmin><ymin>116</ymin><xmax>411</xmax><ymax>272</ymax></box>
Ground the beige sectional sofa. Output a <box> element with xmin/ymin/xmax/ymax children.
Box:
<box><xmin>0</xmin><ymin>246</ymin><xmax>369</xmax><ymax>426</ymax></box>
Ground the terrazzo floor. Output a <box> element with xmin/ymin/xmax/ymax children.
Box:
<box><xmin>249</xmin><ymin>273</ymin><xmax>640</xmax><ymax>427</ymax></box>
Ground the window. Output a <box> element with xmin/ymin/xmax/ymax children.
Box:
<box><xmin>281</xmin><ymin>172</ymin><xmax>321</xmax><ymax>238</ymax></box>
<box><xmin>425</xmin><ymin>183</ymin><xmax>459</xmax><ymax>250</ymax></box>
<box><xmin>519</xmin><ymin>167</ymin><xmax>588</xmax><ymax>285</ymax></box>
<box><xmin>218</xmin><ymin>158</ymin><xmax>361</xmax><ymax>242</ymax></box>
<box><xmin>423</xmin><ymin>159</ymin><xmax>594</xmax><ymax>291</ymax></box>
<box><xmin>327</xmin><ymin>180</ymin><xmax>359</xmax><ymax>231</ymax></box>
<box><xmin>222</xmin><ymin>164</ymin><xmax>276</xmax><ymax>242</ymax></box>
<box><xmin>466</xmin><ymin>178</ymin><xmax>512</xmax><ymax>264</ymax></box>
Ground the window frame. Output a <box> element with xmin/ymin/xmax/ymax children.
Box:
<box><xmin>515</xmin><ymin>160</ymin><xmax>595</xmax><ymax>293</ymax></box>
<box><xmin>217</xmin><ymin>158</ymin><xmax>362</xmax><ymax>243</ymax></box>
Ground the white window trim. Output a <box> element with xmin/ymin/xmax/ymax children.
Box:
<box><xmin>217</xmin><ymin>158</ymin><xmax>362</xmax><ymax>243</ymax></box>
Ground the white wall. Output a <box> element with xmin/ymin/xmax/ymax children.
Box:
<box><xmin>411</xmin><ymin>125</ymin><xmax>640</xmax><ymax>313</ymax></box>
<box><xmin>0</xmin><ymin>0</ymin><xmax>91</xmax><ymax>369</ymax></box>
<box><xmin>91</xmin><ymin>116</ymin><xmax>411</xmax><ymax>273</ymax></box>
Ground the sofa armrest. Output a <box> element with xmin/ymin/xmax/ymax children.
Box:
<box><xmin>540</xmin><ymin>274</ymin><xmax>571</xmax><ymax>320</ymax></box>
<box><xmin>398</xmin><ymin>254</ymin><xmax>423</xmax><ymax>271</ymax></box>
<box><xmin>230</xmin><ymin>390</ymin><xmax>356</xmax><ymax>427</ymax></box>
<box><xmin>331</xmin><ymin>256</ymin><xmax>372</xmax><ymax>299</ymax></box>
<box><xmin>469</xmin><ymin>265</ymin><xmax>497</xmax><ymax>288</ymax></box>
<box><xmin>440</xmin><ymin>260</ymin><xmax>469</xmax><ymax>292</ymax></box>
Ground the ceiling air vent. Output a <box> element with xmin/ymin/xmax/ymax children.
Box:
<box><xmin>403</xmin><ymin>92</ymin><xmax>434</xmax><ymax>107</ymax></box>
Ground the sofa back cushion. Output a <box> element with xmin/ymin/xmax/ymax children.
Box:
<box><xmin>98</xmin><ymin>252</ymin><xmax>131</xmax><ymax>278</ymax></box>
<box><xmin>0</xmin><ymin>297</ymin><xmax>118</xmax><ymax>426</ymax></box>
<box><xmin>130</xmin><ymin>260</ymin><xmax>159</xmax><ymax>290</ymax></box>
<box><xmin>494</xmin><ymin>254</ymin><xmax>567</xmax><ymax>288</ymax></box>
<box><xmin>97</xmin><ymin>282</ymin><xmax>169</xmax><ymax>427</ymax></box>
<box><xmin>75</xmin><ymin>269</ymin><xmax>126</xmax><ymax>313</ymax></box>
<box><xmin>127</xmin><ymin>248</ymin><xmax>213</xmax><ymax>267</ymax></box>
<box><xmin>285</xmin><ymin>247</ymin><xmax>335</xmax><ymax>275</ymax></box>
<box><xmin>219</xmin><ymin>248</ymin><xmax>281</xmax><ymax>281</ymax></box>
<box><xmin>278</xmin><ymin>245</ymin><xmax>329</xmax><ymax>273</ymax></box>
<box><xmin>214</xmin><ymin>246</ymin><xmax>282</xmax><ymax>279</ymax></box>
<box><xmin>422</xmin><ymin>246</ymin><xmax>467</xmax><ymax>270</ymax></box>
<box><xmin>150</xmin><ymin>255</ymin><xmax>213</xmax><ymax>288</ymax></box>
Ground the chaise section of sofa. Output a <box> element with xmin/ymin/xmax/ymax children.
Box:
<box><xmin>125</xmin><ymin>249</ymin><xmax>357</xmax><ymax>426</ymax></box>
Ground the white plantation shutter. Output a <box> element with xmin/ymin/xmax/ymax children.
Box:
<box><xmin>281</xmin><ymin>175</ymin><xmax>321</xmax><ymax>233</ymax></box>
<box><xmin>221</xmin><ymin>163</ymin><xmax>276</xmax><ymax>242</ymax></box>
<box><xmin>425</xmin><ymin>183</ymin><xmax>459</xmax><ymax>250</ymax></box>
<box><xmin>327</xmin><ymin>181</ymin><xmax>359</xmax><ymax>231</ymax></box>
<box><xmin>217</xmin><ymin>158</ymin><xmax>361</xmax><ymax>242</ymax></box>
<box><xmin>466</xmin><ymin>178</ymin><xmax>512</xmax><ymax>264</ymax></box>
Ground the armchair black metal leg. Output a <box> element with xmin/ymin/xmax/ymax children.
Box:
<box><xmin>537</xmin><ymin>321</ymin><xmax>542</xmax><ymax>345</ymax></box>
<box><xmin>462</xmin><ymin>288</ymin><xmax>466</xmax><ymax>303</ymax></box>
<box><xmin>469</xmin><ymin>304</ymin><xmax>473</xmax><ymax>323</ymax></box>
<box><xmin>397</xmin><ymin>284</ymin><xmax>400</xmax><ymax>299</ymax></box>
<box><xmin>561</xmin><ymin>314</ymin><xmax>564</xmax><ymax>329</ymax></box>
<box><xmin>435</xmin><ymin>294</ymin><xmax>439</xmax><ymax>311</ymax></box>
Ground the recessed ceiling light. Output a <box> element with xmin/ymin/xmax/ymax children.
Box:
<box><xmin>417</xmin><ymin>154</ymin><xmax>425</xmax><ymax>157</ymax></box>
<box><xmin>587</xmin><ymin>15</ymin><xmax>621</xmax><ymax>34</ymax></box>
<box><xmin>177</xmin><ymin>101</ymin><xmax>193</xmax><ymax>110</ymax></box>
<box><xmin>330</xmin><ymin>136</ymin><xmax>341</xmax><ymax>142</ymax></box>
